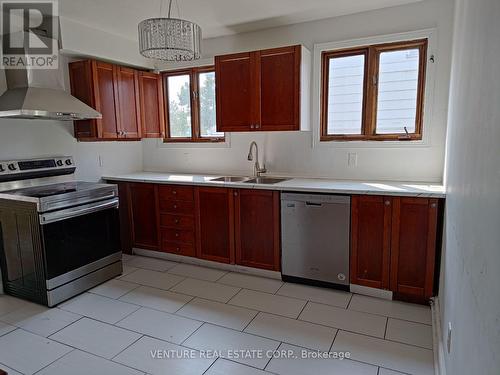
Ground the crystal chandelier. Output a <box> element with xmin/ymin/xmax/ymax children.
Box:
<box><xmin>138</xmin><ymin>0</ymin><xmax>202</xmax><ymax>61</ymax></box>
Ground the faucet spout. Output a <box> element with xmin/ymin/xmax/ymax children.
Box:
<box><xmin>247</xmin><ymin>141</ymin><xmax>266</xmax><ymax>177</ymax></box>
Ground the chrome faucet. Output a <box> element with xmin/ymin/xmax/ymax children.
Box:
<box><xmin>247</xmin><ymin>141</ymin><xmax>267</xmax><ymax>177</ymax></box>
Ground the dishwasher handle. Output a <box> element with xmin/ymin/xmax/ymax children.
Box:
<box><xmin>305</xmin><ymin>201</ymin><xmax>323</xmax><ymax>207</ymax></box>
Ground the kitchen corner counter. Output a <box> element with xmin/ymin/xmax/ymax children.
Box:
<box><xmin>102</xmin><ymin>172</ymin><xmax>445</xmax><ymax>198</ymax></box>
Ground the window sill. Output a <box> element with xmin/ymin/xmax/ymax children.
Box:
<box><xmin>320</xmin><ymin>134</ymin><xmax>422</xmax><ymax>142</ymax></box>
<box><xmin>154</xmin><ymin>134</ymin><xmax>232</xmax><ymax>149</ymax></box>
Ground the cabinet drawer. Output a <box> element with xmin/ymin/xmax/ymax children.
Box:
<box><xmin>161</xmin><ymin>241</ymin><xmax>196</xmax><ymax>257</ymax></box>
<box><xmin>159</xmin><ymin>185</ymin><xmax>194</xmax><ymax>201</ymax></box>
<box><xmin>161</xmin><ymin>228</ymin><xmax>195</xmax><ymax>244</ymax></box>
<box><xmin>160</xmin><ymin>214</ymin><xmax>195</xmax><ymax>229</ymax></box>
<box><xmin>159</xmin><ymin>199</ymin><xmax>194</xmax><ymax>215</ymax></box>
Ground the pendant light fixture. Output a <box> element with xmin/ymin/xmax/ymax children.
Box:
<box><xmin>138</xmin><ymin>0</ymin><xmax>202</xmax><ymax>61</ymax></box>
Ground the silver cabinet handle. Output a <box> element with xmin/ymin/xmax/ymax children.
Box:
<box><xmin>385</xmin><ymin>200</ymin><xmax>391</xmax><ymax>206</ymax></box>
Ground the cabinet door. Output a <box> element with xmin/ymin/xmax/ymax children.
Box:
<box><xmin>93</xmin><ymin>61</ymin><xmax>119</xmax><ymax>138</ymax></box>
<box><xmin>215</xmin><ymin>52</ymin><xmax>258</xmax><ymax>132</ymax></box>
<box><xmin>234</xmin><ymin>189</ymin><xmax>280</xmax><ymax>271</ymax></box>
<box><xmin>195</xmin><ymin>187</ymin><xmax>234</xmax><ymax>263</ymax></box>
<box><xmin>69</xmin><ymin>60</ymin><xmax>98</xmax><ymax>139</ymax></box>
<box><xmin>116</xmin><ymin>66</ymin><xmax>141</xmax><ymax>138</ymax></box>
<box><xmin>350</xmin><ymin>196</ymin><xmax>392</xmax><ymax>289</ymax></box>
<box><xmin>139</xmin><ymin>71</ymin><xmax>165</xmax><ymax>138</ymax></box>
<box><xmin>259</xmin><ymin>46</ymin><xmax>301</xmax><ymax>131</ymax></box>
<box><xmin>390</xmin><ymin>197</ymin><xmax>439</xmax><ymax>301</ymax></box>
<box><xmin>128</xmin><ymin>183</ymin><xmax>160</xmax><ymax>250</ymax></box>
<box><xmin>117</xmin><ymin>182</ymin><xmax>133</xmax><ymax>254</ymax></box>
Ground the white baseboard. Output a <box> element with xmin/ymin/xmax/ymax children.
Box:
<box><xmin>349</xmin><ymin>284</ymin><xmax>393</xmax><ymax>300</ymax></box>
<box><xmin>430</xmin><ymin>297</ymin><xmax>447</xmax><ymax>375</ymax></box>
<box><xmin>132</xmin><ymin>248</ymin><xmax>282</xmax><ymax>280</ymax></box>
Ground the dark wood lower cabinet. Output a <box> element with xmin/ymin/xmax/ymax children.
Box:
<box><xmin>119</xmin><ymin>182</ymin><xmax>442</xmax><ymax>293</ymax></box>
<box><xmin>117</xmin><ymin>182</ymin><xmax>133</xmax><ymax>254</ymax></box>
<box><xmin>195</xmin><ymin>187</ymin><xmax>235</xmax><ymax>264</ymax></box>
<box><xmin>351</xmin><ymin>195</ymin><xmax>440</xmax><ymax>303</ymax></box>
<box><xmin>350</xmin><ymin>195</ymin><xmax>391</xmax><ymax>289</ymax></box>
<box><xmin>234</xmin><ymin>189</ymin><xmax>281</xmax><ymax>271</ymax></box>
<box><xmin>390</xmin><ymin>197</ymin><xmax>439</xmax><ymax>302</ymax></box>
<box><xmin>128</xmin><ymin>183</ymin><xmax>160</xmax><ymax>250</ymax></box>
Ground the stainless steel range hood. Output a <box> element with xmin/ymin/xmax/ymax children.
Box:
<box><xmin>0</xmin><ymin>32</ymin><xmax>101</xmax><ymax>121</ymax></box>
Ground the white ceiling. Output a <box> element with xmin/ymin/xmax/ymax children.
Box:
<box><xmin>59</xmin><ymin>0</ymin><xmax>423</xmax><ymax>40</ymax></box>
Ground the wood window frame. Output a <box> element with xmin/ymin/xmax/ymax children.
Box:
<box><xmin>163</xmin><ymin>66</ymin><xmax>224</xmax><ymax>143</ymax></box>
<box><xmin>320</xmin><ymin>38</ymin><xmax>428</xmax><ymax>142</ymax></box>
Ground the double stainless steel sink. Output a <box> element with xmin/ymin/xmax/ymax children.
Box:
<box><xmin>210</xmin><ymin>176</ymin><xmax>290</xmax><ymax>185</ymax></box>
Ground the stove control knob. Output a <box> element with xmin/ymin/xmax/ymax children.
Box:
<box><xmin>8</xmin><ymin>163</ymin><xmax>17</xmax><ymax>171</ymax></box>
<box><xmin>56</xmin><ymin>160</ymin><xmax>63</xmax><ymax>166</ymax></box>
<box><xmin>65</xmin><ymin>159</ymin><xmax>73</xmax><ymax>166</ymax></box>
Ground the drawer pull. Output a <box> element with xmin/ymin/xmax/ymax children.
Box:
<box><xmin>175</xmin><ymin>233</ymin><xmax>180</xmax><ymax>237</ymax></box>
<box><xmin>173</xmin><ymin>204</ymin><xmax>177</xmax><ymax>209</ymax></box>
<box><xmin>385</xmin><ymin>200</ymin><xmax>391</xmax><ymax>206</ymax></box>
<box><xmin>172</xmin><ymin>191</ymin><xmax>177</xmax><ymax>195</ymax></box>
<box><xmin>175</xmin><ymin>219</ymin><xmax>180</xmax><ymax>224</ymax></box>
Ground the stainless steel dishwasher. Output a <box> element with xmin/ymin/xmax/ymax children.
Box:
<box><xmin>281</xmin><ymin>192</ymin><xmax>350</xmax><ymax>290</ymax></box>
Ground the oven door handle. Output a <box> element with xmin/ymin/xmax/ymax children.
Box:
<box><xmin>39</xmin><ymin>198</ymin><xmax>119</xmax><ymax>225</ymax></box>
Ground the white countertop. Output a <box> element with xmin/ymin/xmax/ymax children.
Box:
<box><xmin>102</xmin><ymin>172</ymin><xmax>445</xmax><ymax>198</ymax></box>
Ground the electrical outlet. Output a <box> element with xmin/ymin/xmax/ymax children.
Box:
<box><xmin>447</xmin><ymin>322</ymin><xmax>452</xmax><ymax>353</ymax></box>
<box><xmin>348</xmin><ymin>152</ymin><xmax>357</xmax><ymax>167</ymax></box>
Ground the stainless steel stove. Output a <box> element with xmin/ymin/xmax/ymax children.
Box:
<box><xmin>0</xmin><ymin>157</ymin><xmax>122</xmax><ymax>306</ymax></box>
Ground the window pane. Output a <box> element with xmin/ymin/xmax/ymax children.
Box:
<box><xmin>199</xmin><ymin>71</ymin><xmax>223</xmax><ymax>138</ymax></box>
<box><xmin>376</xmin><ymin>48</ymin><xmax>420</xmax><ymax>134</ymax></box>
<box><xmin>326</xmin><ymin>54</ymin><xmax>365</xmax><ymax>135</ymax></box>
<box><xmin>167</xmin><ymin>74</ymin><xmax>192</xmax><ymax>138</ymax></box>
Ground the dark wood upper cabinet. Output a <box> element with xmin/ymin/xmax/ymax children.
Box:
<box><xmin>259</xmin><ymin>46</ymin><xmax>301</xmax><ymax>131</ymax></box>
<box><xmin>390</xmin><ymin>197</ymin><xmax>439</xmax><ymax>302</ymax></box>
<box><xmin>139</xmin><ymin>71</ymin><xmax>165</xmax><ymax>138</ymax></box>
<box><xmin>68</xmin><ymin>60</ymin><xmax>97</xmax><ymax>139</ymax></box>
<box><xmin>115</xmin><ymin>66</ymin><xmax>141</xmax><ymax>138</ymax></box>
<box><xmin>350</xmin><ymin>195</ymin><xmax>391</xmax><ymax>289</ymax></box>
<box><xmin>215</xmin><ymin>45</ymin><xmax>310</xmax><ymax>132</ymax></box>
<box><xmin>69</xmin><ymin>59</ymin><xmax>142</xmax><ymax>141</ymax></box>
<box><xmin>195</xmin><ymin>187</ymin><xmax>234</xmax><ymax>264</ymax></box>
<box><xmin>94</xmin><ymin>61</ymin><xmax>120</xmax><ymax>139</ymax></box>
<box><xmin>215</xmin><ymin>52</ymin><xmax>257</xmax><ymax>132</ymax></box>
<box><xmin>128</xmin><ymin>183</ymin><xmax>160</xmax><ymax>250</ymax></box>
<box><xmin>234</xmin><ymin>189</ymin><xmax>280</xmax><ymax>271</ymax></box>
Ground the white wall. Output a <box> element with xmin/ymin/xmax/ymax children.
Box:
<box><xmin>440</xmin><ymin>0</ymin><xmax>500</xmax><ymax>374</ymax></box>
<box><xmin>0</xmin><ymin>55</ymin><xmax>143</xmax><ymax>182</ymax></box>
<box><xmin>143</xmin><ymin>0</ymin><xmax>454</xmax><ymax>182</ymax></box>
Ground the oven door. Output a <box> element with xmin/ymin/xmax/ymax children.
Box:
<box><xmin>39</xmin><ymin>198</ymin><xmax>121</xmax><ymax>289</ymax></box>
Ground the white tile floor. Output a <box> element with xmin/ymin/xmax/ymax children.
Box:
<box><xmin>0</xmin><ymin>255</ymin><xmax>434</xmax><ymax>375</ymax></box>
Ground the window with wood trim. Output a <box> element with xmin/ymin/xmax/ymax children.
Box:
<box><xmin>163</xmin><ymin>66</ymin><xmax>224</xmax><ymax>142</ymax></box>
<box><xmin>321</xmin><ymin>39</ymin><xmax>427</xmax><ymax>141</ymax></box>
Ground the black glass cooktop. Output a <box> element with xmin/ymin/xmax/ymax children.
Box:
<box><xmin>5</xmin><ymin>182</ymin><xmax>96</xmax><ymax>199</ymax></box>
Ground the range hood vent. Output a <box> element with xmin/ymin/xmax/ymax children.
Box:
<box><xmin>0</xmin><ymin>25</ymin><xmax>101</xmax><ymax>121</ymax></box>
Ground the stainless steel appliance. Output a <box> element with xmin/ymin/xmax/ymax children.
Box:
<box><xmin>281</xmin><ymin>192</ymin><xmax>350</xmax><ymax>290</ymax></box>
<box><xmin>0</xmin><ymin>16</ymin><xmax>101</xmax><ymax>120</ymax></box>
<box><xmin>0</xmin><ymin>157</ymin><xmax>121</xmax><ymax>306</ymax></box>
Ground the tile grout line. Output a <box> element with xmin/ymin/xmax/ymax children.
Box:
<box><xmin>240</xmin><ymin>310</ymin><xmax>260</xmax><ymax>332</ymax></box>
<box><xmin>294</xmin><ymin>300</ymin><xmax>309</xmax><ymax>320</ymax></box>
<box><xmin>111</xmin><ymin>333</ymin><xmax>146</xmax><ymax>360</ymax></box>
<box><xmin>31</xmin><ymin>348</ymin><xmax>77</xmax><ymax>375</ymax></box>
<box><xmin>328</xmin><ymin>327</ymin><xmax>340</xmax><ymax>352</ymax></box>
<box><xmin>179</xmin><ymin>321</ymin><xmax>206</xmax><ymax>346</ymax></box>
